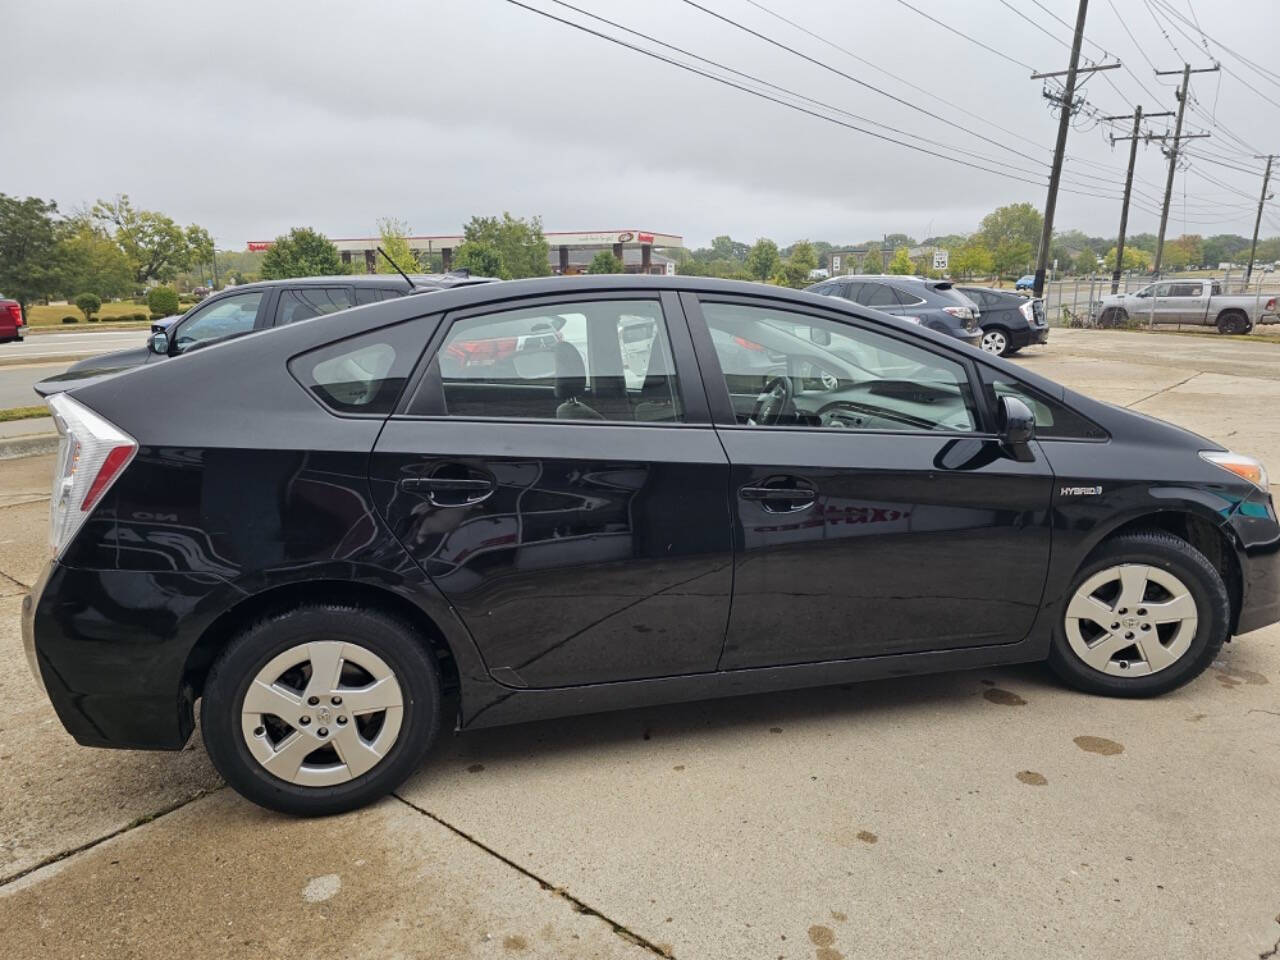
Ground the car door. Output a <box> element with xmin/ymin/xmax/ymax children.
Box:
<box><xmin>368</xmin><ymin>291</ymin><xmax>733</xmax><ymax>688</ymax></box>
<box><xmin>681</xmin><ymin>292</ymin><xmax>1054</xmax><ymax>669</ymax></box>
<box><xmin>1147</xmin><ymin>282</ymin><xmax>1177</xmax><ymax>324</ymax></box>
<box><xmin>1167</xmin><ymin>281</ymin><xmax>1207</xmax><ymax>325</ymax></box>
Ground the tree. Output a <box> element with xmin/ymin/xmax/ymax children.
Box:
<box><xmin>92</xmin><ymin>195</ymin><xmax>193</xmax><ymax>284</ymax></box>
<box><xmin>260</xmin><ymin>227</ymin><xmax>344</xmax><ymax>279</ymax></box>
<box><xmin>993</xmin><ymin>239</ymin><xmax>1034</xmax><ymax>279</ymax></box>
<box><xmin>1073</xmin><ymin>249</ymin><xmax>1100</xmax><ymax>275</ymax></box>
<box><xmin>861</xmin><ymin>243</ymin><xmax>882</xmax><ymax>273</ymax></box>
<box><xmin>1103</xmin><ymin>245</ymin><xmax>1152</xmax><ymax>273</ymax></box>
<box><xmin>458</xmin><ymin>213</ymin><xmax>550</xmax><ymax>279</ymax></box>
<box><xmin>453</xmin><ymin>240</ymin><xmax>503</xmax><ymax>277</ymax></box>
<box><xmin>977</xmin><ymin>203</ymin><xmax>1043</xmax><ymax>259</ymax></box>
<box><xmin>375</xmin><ymin>218</ymin><xmax>418</xmax><ymax>275</ymax></box>
<box><xmin>185</xmin><ymin>225</ymin><xmax>215</xmax><ymax>283</ymax></box>
<box><xmin>59</xmin><ymin>220</ymin><xmax>135</xmax><ymax>299</ymax></box>
<box><xmin>883</xmin><ymin>233</ymin><xmax>916</xmax><ymax>249</ymax></box>
<box><xmin>74</xmin><ymin>292</ymin><xmax>101</xmax><ymax>322</ymax></box>
<box><xmin>745</xmin><ymin>238</ymin><xmax>780</xmax><ymax>281</ymax></box>
<box><xmin>887</xmin><ymin>246</ymin><xmax>914</xmax><ymax>275</ymax></box>
<box><xmin>710</xmin><ymin>235</ymin><xmax>748</xmax><ymax>262</ymax></box>
<box><xmin>951</xmin><ymin>239</ymin><xmax>994</xmax><ymax>280</ymax></box>
<box><xmin>772</xmin><ymin>240</ymin><xmax>817</xmax><ymax>288</ymax></box>
<box><xmin>586</xmin><ymin>250</ymin><xmax>624</xmax><ymax>274</ymax></box>
<box><xmin>0</xmin><ymin>193</ymin><xmax>65</xmax><ymax>309</ymax></box>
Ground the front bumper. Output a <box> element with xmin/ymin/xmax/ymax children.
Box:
<box><xmin>23</xmin><ymin>560</ymin><xmax>237</xmax><ymax>750</ymax></box>
<box><xmin>1227</xmin><ymin>492</ymin><xmax>1280</xmax><ymax>635</ymax></box>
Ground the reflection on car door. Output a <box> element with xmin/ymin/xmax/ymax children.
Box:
<box><xmin>369</xmin><ymin>292</ymin><xmax>734</xmax><ymax>688</ymax></box>
<box><xmin>1148</xmin><ymin>282</ymin><xmax>1177</xmax><ymax>324</ymax></box>
<box><xmin>683</xmin><ymin>293</ymin><xmax>1054</xmax><ymax>669</ymax></box>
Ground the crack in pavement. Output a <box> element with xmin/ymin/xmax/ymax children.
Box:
<box><xmin>1124</xmin><ymin>372</ymin><xmax>1203</xmax><ymax>409</ymax></box>
<box><xmin>0</xmin><ymin>785</ymin><xmax>224</xmax><ymax>889</ymax></box>
<box><xmin>0</xmin><ymin>569</ymin><xmax>30</xmax><ymax>593</ymax></box>
<box><xmin>1261</xmin><ymin>932</ymin><xmax>1280</xmax><ymax>959</ymax></box>
<box><xmin>393</xmin><ymin>793</ymin><xmax>673</xmax><ymax>958</ymax></box>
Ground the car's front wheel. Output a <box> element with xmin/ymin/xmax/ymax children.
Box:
<box><xmin>980</xmin><ymin>327</ymin><xmax>1011</xmax><ymax>356</ymax></box>
<box><xmin>202</xmin><ymin>604</ymin><xmax>441</xmax><ymax>815</ymax></box>
<box><xmin>1048</xmin><ymin>531</ymin><xmax>1229</xmax><ymax>697</ymax></box>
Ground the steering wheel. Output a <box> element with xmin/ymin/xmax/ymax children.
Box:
<box><xmin>751</xmin><ymin>376</ymin><xmax>793</xmax><ymax>426</ymax></box>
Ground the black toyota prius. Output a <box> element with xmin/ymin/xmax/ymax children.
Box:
<box><xmin>22</xmin><ymin>275</ymin><xmax>1280</xmax><ymax>815</ymax></box>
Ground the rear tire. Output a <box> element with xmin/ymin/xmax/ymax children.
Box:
<box><xmin>201</xmin><ymin>604</ymin><xmax>441</xmax><ymax>815</ymax></box>
<box><xmin>1048</xmin><ymin>531</ymin><xmax>1229</xmax><ymax>698</ymax></box>
<box><xmin>1099</xmin><ymin>307</ymin><xmax>1128</xmax><ymax>328</ymax></box>
<box><xmin>980</xmin><ymin>326</ymin><xmax>1012</xmax><ymax>356</ymax></box>
<box><xmin>1216</xmin><ymin>311</ymin><xmax>1249</xmax><ymax>335</ymax></box>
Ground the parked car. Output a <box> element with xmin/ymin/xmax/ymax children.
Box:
<box><xmin>23</xmin><ymin>275</ymin><xmax>1279</xmax><ymax>815</ymax></box>
<box><xmin>1097</xmin><ymin>279</ymin><xmax>1279</xmax><ymax>334</ymax></box>
<box><xmin>958</xmin><ymin>286</ymin><xmax>1048</xmax><ymax>356</ymax></box>
<box><xmin>40</xmin><ymin>272</ymin><xmax>496</xmax><ymax>390</ymax></box>
<box><xmin>805</xmin><ymin>275</ymin><xmax>981</xmax><ymax>346</ymax></box>
<box><xmin>1015</xmin><ymin>275</ymin><xmax>1036</xmax><ymax>291</ymax></box>
<box><xmin>0</xmin><ymin>294</ymin><xmax>25</xmax><ymax>343</ymax></box>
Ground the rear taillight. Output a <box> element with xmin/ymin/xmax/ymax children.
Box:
<box><xmin>943</xmin><ymin>306</ymin><xmax>975</xmax><ymax>321</ymax></box>
<box><xmin>4</xmin><ymin>303</ymin><xmax>20</xmax><ymax>326</ymax></box>
<box><xmin>1267</xmin><ymin>297</ymin><xmax>1276</xmax><ymax>312</ymax></box>
<box><xmin>46</xmin><ymin>393</ymin><xmax>137</xmax><ymax>558</ymax></box>
<box><xmin>1019</xmin><ymin>300</ymin><xmax>1034</xmax><ymax>322</ymax></box>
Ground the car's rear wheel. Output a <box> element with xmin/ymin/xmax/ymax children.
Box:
<box><xmin>202</xmin><ymin>604</ymin><xmax>441</xmax><ymax>815</ymax></box>
<box><xmin>980</xmin><ymin>327</ymin><xmax>1011</xmax><ymax>356</ymax></box>
<box><xmin>1216</xmin><ymin>310</ymin><xmax>1250</xmax><ymax>335</ymax></box>
<box><xmin>1048</xmin><ymin>531</ymin><xmax>1229</xmax><ymax>697</ymax></box>
<box><xmin>1098</xmin><ymin>307</ymin><xmax>1127</xmax><ymax>328</ymax></box>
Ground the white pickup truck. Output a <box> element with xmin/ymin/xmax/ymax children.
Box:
<box><xmin>1097</xmin><ymin>279</ymin><xmax>1278</xmax><ymax>334</ymax></box>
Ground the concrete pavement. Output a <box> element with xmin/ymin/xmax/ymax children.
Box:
<box><xmin>1</xmin><ymin>328</ymin><xmax>1279</xmax><ymax>959</ymax></box>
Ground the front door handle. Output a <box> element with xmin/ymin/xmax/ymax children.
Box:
<box><xmin>399</xmin><ymin>471</ymin><xmax>495</xmax><ymax>506</ymax></box>
<box><xmin>739</xmin><ymin>477</ymin><xmax>817</xmax><ymax>513</ymax></box>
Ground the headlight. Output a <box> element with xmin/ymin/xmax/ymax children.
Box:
<box><xmin>1201</xmin><ymin>450</ymin><xmax>1269</xmax><ymax>492</ymax></box>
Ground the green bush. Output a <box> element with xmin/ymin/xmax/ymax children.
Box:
<box><xmin>146</xmin><ymin>286</ymin><xmax>181</xmax><ymax>318</ymax></box>
<box><xmin>74</xmin><ymin>292</ymin><xmax>102</xmax><ymax>322</ymax></box>
<box><xmin>133</xmin><ymin>312</ymin><xmax>148</xmax><ymax>322</ymax></box>
<box><xmin>61</xmin><ymin>315</ymin><xmax>79</xmax><ymax>324</ymax></box>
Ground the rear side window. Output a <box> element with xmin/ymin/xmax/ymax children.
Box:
<box><xmin>354</xmin><ymin>287</ymin><xmax>407</xmax><ymax>305</ymax></box>
<box><xmin>419</xmin><ymin>299</ymin><xmax>683</xmax><ymax>423</ymax></box>
<box><xmin>890</xmin><ymin>285</ymin><xmax>925</xmax><ymax>306</ymax></box>
<box><xmin>980</xmin><ymin>368</ymin><xmax>1106</xmax><ymax>440</ymax></box>
<box><xmin>276</xmin><ymin>287</ymin><xmax>355</xmax><ymax>326</ymax></box>
<box><xmin>860</xmin><ymin>283</ymin><xmax>899</xmax><ymax>308</ymax></box>
<box><xmin>290</xmin><ymin>321</ymin><xmax>427</xmax><ymax>415</ymax></box>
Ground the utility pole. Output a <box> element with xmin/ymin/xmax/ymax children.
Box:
<box><xmin>1106</xmin><ymin>106</ymin><xmax>1175</xmax><ymax>293</ymax></box>
<box><xmin>1151</xmin><ymin>63</ymin><xmax>1217</xmax><ymax>276</ymax></box>
<box><xmin>1030</xmin><ymin>0</ymin><xmax>1120</xmax><ymax>299</ymax></box>
<box><xmin>1245</xmin><ymin>155</ymin><xmax>1275</xmax><ymax>283</ymax></box>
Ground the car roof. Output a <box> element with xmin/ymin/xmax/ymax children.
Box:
<box><xmin>212</xmin><ymin>272</ymin><xmax>497</xmax><ymax>293</ymax></box>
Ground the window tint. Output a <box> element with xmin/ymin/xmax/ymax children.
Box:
<box><xmin>1168</xmin><ymin>282</ymin><xmax>1201</xmax><ymax>297</ymax></box>
<box><xmin>173</xmin><ymin>291</ymin><xmax>263</xmax><ymax>352</ymax></box>
<box><xmin>842</xmin><ymin>282</ymin><xmax>864</xmax><ymax>303</ymax></box>
<box><xmin>428</xmin><ymin>299</ymin><xmax>683</xmax><ymax>423</ymax></box>
<box><xmin>1151</xmin><ymin>282</ymin><xmax>1173</xmax><ymax>297</ymax></box>
<box><xmin>889</xmin><ymin>284</ymin><xmax>925</xmax><ymax>306</ymax></box>
<box><xmin>861</xmin><ymin>283</ymin><xmax>899</xmax><ymax>308</ymax></box>
<box><xmin>355</xmin><ymin>287</ymin><xmax>404</xmax><ymax>305</ymax></box>
<box><xmin>980</xmin><ymin>369</ymin><xmax>1106</xmax><ymax>440</ymax></box>
<box><xmin>275</xmin><ymin>287</ymin><xmax>355</xmax><ymax>326</ymax></box>
<box><xmin>700</xmin><ymin>301</ymin><xmax>977</xmax><ymax>433</ymax></box>
<box><xmin>290</xmin><ymin>321</ymin><xmax>425</xmax><ymax>415</ymax></box>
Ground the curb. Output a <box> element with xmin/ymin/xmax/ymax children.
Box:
<box><xmin>0</xmin><ymin>433</ymin><xmax>59</xmax><ymax>461</ymax></box>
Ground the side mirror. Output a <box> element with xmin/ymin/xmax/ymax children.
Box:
<box><xmin>149</xmin><ymin>331</ymin><xmax>169</xmax><ymax>355</ymax></box>
<box><xmin>809</xmin><ymin>327</ymin><xmax>832</xmax><ymax>347</ymax></box>
<box><xmin>998</xmin><ymin>395</ymin><xmax>1036</xmax><ymax>461</ymax></box>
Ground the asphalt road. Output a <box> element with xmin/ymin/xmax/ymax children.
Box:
<box><xmin>2</xmin><ymin>327</ymin><xmax>1279</xmax><ymax>959</ymax></box>
<box><xmin>0</xmin><ymin>328</ymin><xmax>144</xmax><ymax>409</ymax></box>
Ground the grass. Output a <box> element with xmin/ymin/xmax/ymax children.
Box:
<box><xmin>0</xmin><ymin>405</ymin><xmax>49</xmax><ymax>422</ymax></box>
<box><xmin>26</xmin><ymin>301</ymin><xmax>152</xmax><ymax>326</ymax></box>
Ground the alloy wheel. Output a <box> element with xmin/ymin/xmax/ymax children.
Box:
<box><xmin>980</xmin><ymin>328</ymin><xmax>1008</xmax><ymax>355</ymax></box>
<box><xmin>240</xmin><ymin>640</ymin><xmax>405</xmax><ymax>786</ymax></box>
<box><xmin>1063</xmin><ymin>563</ymin><xmax>1198</xmax><ymax>676</ymax></box>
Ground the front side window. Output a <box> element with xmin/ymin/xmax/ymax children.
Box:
<box><xmin>290</xmin><ymin>321</ymin><xmax>426</xmax><ymax>415</ymax></box>
<box><xmin>1150</xmin><ymin>282</ymin><xmax>1174</xmax><ymax>298</ymax></box>
<box><xmin>173</xmin><ymin>290</ymin><xmax>264</xmax><ymax>352</ymax></box>
<box><xmin>700</xmin><ymin>301</ymin><xmax>977</xmax><ymax>433</ymax></box>
<box><xmin>428</xmin><ymin>299</ymin><xmax>683</xmax><ymax>423</ymax></box>
<box><xmin>275</xmin><ymin>287</ymin><xmax>355</xmax><ymax>326</ymax></box>
<box><xmin>980</xmin><ymin>368</ymin><xmax>1106</xmax><ymax>440</ymax></box>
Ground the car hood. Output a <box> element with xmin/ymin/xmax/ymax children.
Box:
<box><xmin>34</xmin><ymin>347</ymin><xmax>154</xmax><ymax>398</ymax></box>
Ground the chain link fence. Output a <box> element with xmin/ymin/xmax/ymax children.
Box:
<box><xmin>1036</xmin><ymin>272</ymin><xmax>1280</xmax><ymax>328</ymax></box>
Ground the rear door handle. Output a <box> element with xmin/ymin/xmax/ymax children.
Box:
<box><xmin>739</xmin><ymin>478</ymin><xmax>817</xmax><ymax>514</ymax></box>
<box><xmin>739</xmin><ymin>486</ymin><xmax>816</xmax><ymax>502</ymax></box>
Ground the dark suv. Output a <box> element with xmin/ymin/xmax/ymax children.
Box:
<box><xmin>959</xmin><ymin>286</ymin><xmax>1048</xmax><ymax>357</ymax></box>
<box><xmin>806</xmin><ymin>275</ymin><xmax>981</xmax><ymax>346</ymax></box>
<box><xmin>46</xmin><ymin>273</ymin><xmax>495</xmax><ymax>387</ymax></box>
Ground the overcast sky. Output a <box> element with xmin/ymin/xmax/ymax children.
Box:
<box><xmin>5</xmin><ymin>0</ymin><xmax>1278</xmax><ymax>250</ymax></box>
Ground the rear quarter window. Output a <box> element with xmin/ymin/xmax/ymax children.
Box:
<box><xmin>289</xmin><ymin>321</ymin><xmax>428</xmax><ymax>415</ymax></box>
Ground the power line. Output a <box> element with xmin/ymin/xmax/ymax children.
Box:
<box><xmin>1025</xmin><ymin>0</ymin><xmax>1111</xmax><ymax>58</ymax></box>
<box><xmin>889</xmin><ymin>0</ymin><xmax>1034</xmax><ymax>72</ymax></box>
<box><xmin>1150</xmin><ymin>0</ymin><xmax>1280</xmax><ymax>88</ymax></box>
<box><xmin>1146</xmin><ymin>0</ymin><xmax>1280</xmax><ymax>111</ymax></box>
<box><xmin>994</xmin><ymin>0</ymin><xmax>1072</xmax><ymax>51</ymax></box>
<box><xmin>498</xmin><ymin>0</ymin><xmax>1128</xmax><ymax>198</ymax></box>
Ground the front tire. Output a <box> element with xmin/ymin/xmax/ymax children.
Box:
<box><xmin>1048</xmin><ymin>531</ymin><xmax>1229</xmax><ymax>697</ymax></box>
<box><xmin>980</xmin><ymin>327</ymin><xmax>1012</xmax><ymax>356</ymax></box>
<box><xmin>201</xmin><ymin>604</ymin><xmax>441</xmax><ymax>815</ymax></box>
<box><xmin>1098</xmin><ymin>307</ymin><xmax>1127</xmax><ymax>328</ymax></box>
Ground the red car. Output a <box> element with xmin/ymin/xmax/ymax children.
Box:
<box><xmin>0</xmin><ymin>295</ymin><xmax>24</xmax><ymax>342</ymax></box>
